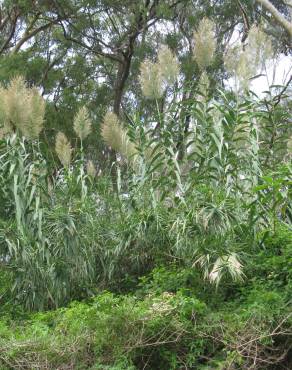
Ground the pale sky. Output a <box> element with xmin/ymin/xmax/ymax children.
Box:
<box><xmin>251</xmin><ymin>54</ymin><xmax>292</xmax><ymax>96</ymax></box>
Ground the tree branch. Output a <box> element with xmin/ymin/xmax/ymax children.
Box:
<box><xmin>0</xmin><ymin>10</ymin><xmax>19</xmax><ymax>55</ymax></box>
<box><xmin>256</xmin><ymin>0</ymin><xmax>292</xmax><ymax>37</ymax></box>
<box><xmin>12</xmin><ymin>20</ymin><xmax>58</xmax><ymax>53</ymax></box>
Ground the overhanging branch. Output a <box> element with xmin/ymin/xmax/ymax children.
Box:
<box><xmin>256</xmin><ymin>0</ymin><xmax>292</xmax><ymax>37</ymax></box>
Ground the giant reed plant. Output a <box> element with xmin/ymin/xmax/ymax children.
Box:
<box><xmin>0</xmin><ymin>19</ymin><xmax>290</xmax><ymax>309</ymax></box>
<box><xmin>101</xmin><ymin>63</ymin><xmax>290</xmax><ymax>286</ymax></box>
<box><xmin>0</xmin><ymin>79</ymin><xmax>101</xmax><ymax>310</ymax></box>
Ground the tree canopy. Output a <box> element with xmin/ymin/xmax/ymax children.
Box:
<box><xmin>0</xmin><ymin>1</ymin><xmax>291</xmax><ymax>369</ymax></box>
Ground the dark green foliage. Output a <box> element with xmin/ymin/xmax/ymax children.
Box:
<box><xmin>246</xmin><ymin>224</ymin><xmax>292</xmax><ymax>295</ymax></box>
<box><xmin>0</xmin><ymin>229</ymin><xmax>291</xmax><ymax>369</ymax></box>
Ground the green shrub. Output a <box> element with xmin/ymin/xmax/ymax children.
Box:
<box><xmin>0</xmin><ymin>291</ymin><xmax>206</xmax><ymax>369</ymax></box>
<box><xmin>1</xmin><ymin>272</ymin><xmax>291</xmax><ymax>370</ymax></box>
<box><xmin>244</xmin><ymin>224</ymin><xmax>292</xmax><ymax>297</ymax></box>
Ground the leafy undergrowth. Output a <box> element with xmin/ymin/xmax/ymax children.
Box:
<box><xmin>0</xmin><ymin>227</ymin><xmax>291</xmax><ymax>370</ymax></box>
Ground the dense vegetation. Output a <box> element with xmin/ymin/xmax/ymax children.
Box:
<box><xmin>0</xmin><ymin>0</ymin><xmax>291</xmax><ymax>369</ymax></box>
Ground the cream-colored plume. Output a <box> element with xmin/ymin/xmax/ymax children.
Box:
<box><xmin>0</xmin><ymin>76</ymin><xmax>45</xmax><ymax>139</ymax></box>
<box><xmin>157</xmin><ymin>45</ymin><xmax>180</xmax><ymax>85</ymax></box>
<box><xmin>224</xmin><ymin>24</ymin><xmax>273</xmax><ymax>90</ymax></box>
<box><xmin>193</xmin><ymin>18</ymin><xmax>216</xmax><ymax>70</ymax></box>
<box><xmin>73</xmin><ymin>106</ymin><xmax>92</xmax><ymax>140</ymax></box>
<box><xmin>139</xmin><ymin>45</ymin><xmax>180</xmax><ymax>99</ymax></box>
<box><xmin>101</xmin><ymin>111</ymin><xmax>138</xmax><ymax>163</ymax></box>
<box><xmin>86</xmin><ymin>160</ymin><xmax>97</xmax><ymax>178</ymax></box>
<box><xmin>55</xmin><ymin>132</ymin><xmax>72</xmax><ymax>167</ymax></box>
<box><xmin>139</xmin><ymin>59</ymin><xmax>163</xmax><ymax>99</ymax></box>
<box><xmin>21</xmin><ymin>87</ymin><xmax>45</xmax><ymax>139</ymax></box>
<box><xmin>3</xmin><ymin>76</ymin><xmax>28</xmax><ymax>133</ymax></box>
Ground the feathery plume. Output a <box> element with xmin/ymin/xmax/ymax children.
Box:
<box><xmin>101</xmin><ymin>112</ymin><xmax>121</xmax><ymax>151</ymax></box>
<box><xmin>139</xmin><ymin>59</ymin><xmax>163</xmax><ymax>99</ymax></box>
<box><xmin>224</xmin><ymin>45</ymin><xmax>242</xmax><ymax>76</ymax></box>
<box><xmin>0</xmin><ymin>87</ymin><xmax>12</xmax><ymax>137</ymax></box>
<box><xmin>193</xmin><ymin>18</ymin><xmax>216</xmax><ymax>70</ymax></box>
<box><xmin>0</xmin><ymin>87</ymin><xmax>6</xmax><ymax>127</ymax></box>
<box><xmin>247</xmin><ymin>24</ymin><xmax>273</xmax><ymax>70</ymax></box>
<box><xmin>225</xmin><ymin>47</ymin><xmax>253</xmax><ymax>91</ymax></box>
<box><xmin>55</xmin><ymin>132</ymin><xmax>72</xmax><ymax>167</ymax></box>
<box><xmin>157</xmin><ymin>45</ymin><xmax>180</xmax><ymax>85</ymax></box>
<box><xmin>4</xmin><ymin>76</ymin><xmax>29</xmax><ymax>131</ymax></box>
<box><xmin>224</xmin><ymin>24</ymin><xmax>273</xmax><ymax>90</ymax></box>
<box><xmin>0</xmin><ymin>76</ymin><xmax>45</xmax><ymax>139</ymax></box>
<box><xmin>20</xmin><ymin>88</ymin><xmax>45</xmax><ymax>139</ymax></box>
<box><xmin>86</xmin><ymin>160</ymin><xmax>97</xmax><ymax>178</ymax></box>
<box><xmin>101</xmin><ymin>111</ymin><xmax>138</xmax><ymax>162</ymax></box>
<box><xmin>235</xmin><ymin>51</ymin><xmax>253</xmax><ymax>91</ymax></box>
<box><xmin>73</xmin><ymin>106</ymin><xmax>92</xmax><ymax>140</ymax></box>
